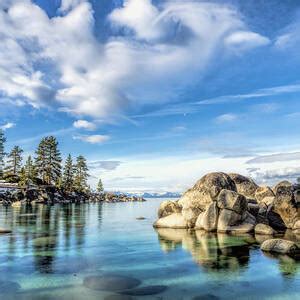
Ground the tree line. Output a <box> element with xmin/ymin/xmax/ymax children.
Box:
<box><xmin>0</xmin><ymin>129</ymin><xmax>104</xmax><ymax>193</ymax></box>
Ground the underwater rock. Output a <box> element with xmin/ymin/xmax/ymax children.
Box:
<box><xmin>0</xmin><ymin>280</ymin><xmax>21</xmax><ymax>293</ymax></box>
<box><xmin>105</xmin><ymin>295</ymin><xmax>133</xmax><ymax>300</ymax></box>
<box><xmin>83</xmin><ymin>275</ymin><xmax>141</xmax><ymax>291</ymax></box>
<box><xmin>193</xmin><ymin>294</ymin><xmax>220</xmax><ymax>300</ymax></box>
<box><xmin>119</xmin><ymin>285</ymin><xmax>167</xmax><ymax>296</ymax></box>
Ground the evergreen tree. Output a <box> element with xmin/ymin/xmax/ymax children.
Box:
<box><xmin>19</xmin><ymin>166</ymin><xmax>27</xmax><ymax>187</ymax></box>
<box><xmin>24</xmin><ymin>155</ymin><xmax>36</xmax><ymax>183</ymax></box>
<box><xmin>35</xmin><ymin>136</ymin><xmax>62</xmax><ymax>185</ymax></box>
<box><xmin>4</xmin><ymin>145</ymin><xmax>23</xmax><ymax>177</ymax></box>
<box><xmin>62</xmin><ymin>154</ymin><xmax>74</xmax><ymax>192</ymax></box>
<box><xmin>74</xmin><ymin>155</ymin><xmax>89</xmax><ymax>192</ymax></box>
<box><xmin>0</xmin><ymin>129</ymin><xmax>6</xmax><ymax>179</ymax></box>
<box><xmin>97</xmin><ymin>178</ymin><xmax>104</xmax><ymax>193</ymax></box>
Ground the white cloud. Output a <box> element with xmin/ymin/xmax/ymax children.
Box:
<box><xmin>224</xmin><ymin>31</ymin><xmax>270</xmax><ymax>52</ymax></box>
<box><xmin>246</xmin><ymin>152</ymin><xmax>300</xmax><ymax>164</ymax></box>
<box><xmin>0</xmin><ymin>0</ymin><xmax>270</xmax><ymax>120</ymax></box>
<box><xmin>0</xmin><ymin>122</ymin><xmax>15</xmax><ymax>130</ymax></box>
<box><xmin>73</xmin><ymin>119</ymin><xmax>96</xmax><ymax>131</ymax></box>
<box><xmin>73</xmin><ymin>134</ymin><xmax>110</xmax><ymax>144</ymax></box>
<box><xmin>215</xmin><ymin>113</ymin><xmax>238</xmax><ymax>123</ymax></box>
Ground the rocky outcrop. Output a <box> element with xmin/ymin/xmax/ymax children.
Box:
<box><xmin>261</xmin><ymin>239</ymin><xmax>299</xmax><ymax>254</ymax></box>
<box><xmin>154</xmin><ymin>172</ymin><xmax>300</xmax><ymax>236</ymax></box>
<box><xmin>0</xmin><ymin>186</ymin><xmax>145</xmax><ymax>206</ymax></box>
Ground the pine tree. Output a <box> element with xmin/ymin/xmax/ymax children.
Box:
<box><xmin>97</xmin><ymin>178</ymin><xmax>104</xmax><ymax>193</ymax></box>
<box><xmin>62</xmin><ymin>154</ymin><xmax>74</xmax><ymax>192</ymax></box>
<box><xmin>35</xmin><ymin>136</ymin><xmax>62</xmax><ymax>185</ymax></box>
<box><xmin>19</xmin><ymin>166</ymin><xmax>27</xmax><ymax>187</ymax></box>
<box><xmin>0</xmin><ymin>129</ymin><xmax>6</xmax><ymax>179</ymax></box>
<box><xmin>4</xmin><ymin>145</ymin><xmax>23</xmax><ymax>177</ymax></box>
<box><xmin>24</xmin><ymin>155</ymin><xmax>36</xmax><ymax>182</ymax></box>
<box><xmin>74</xmin><ymin>155</ymin><xmax>89</xmax><ymax>192</ymax></box>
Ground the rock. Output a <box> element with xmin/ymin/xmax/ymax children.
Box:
<box><xmin>255</xmin><ymin>223</ymin><xmax>276</xmax><ymax>235</ymax></box>
<box><xmin>220</xmin><ymin>223</ymin><xmax>254</xmax><ymax>234</ymax></box>
<box><xmin>182</xmin><ymin>207</ymin><xmax>202</xmax><ymax>228</ymax></box>
<box><xmin>255</xmin><ymin>186</ymin><xmax>275</xmax><ymax>205</ymax></box>
<box><xmin>228</xmin><ymin>173</ymin><xmax>258</xmax><ymax>199</ymax></box>
<box><xmin>217</xmin><ymin>209</ymin><xmax>242</xmax><ymax>231</ymax></box>
<box><xmin>261</xmin><ymin>239</ymin><xmax>299</xmax><ymax>255</ymax></box>
<box><xmin>248</xmin><ymin>203</ymin><xmax>260</xmax><ymax>218</ymax></box>
<box><xmin>0</xmin><ymin>280</ymin><xmax>21</xmax><ymax>293</ymax></box>
<box><xmin>272</xmin><ymin>184</ymin><xmax>299</xmax><ymax>229</ymax></box>
<box><xmin>0</xmin><ymin>228</ymin><xmax>12</xmax><ymax>234</ymax></box>
<box><xmin>242</xmin><ymin>211</ymin><xmax>256</xmax><ymax>225</ymax></box>
<box><xmin>158</xmin><ymin>200</ymin><xmax>181</xmax><ymax>218</ymax></box>
<box><xmin>195</xmin><ymin>202</ymin><xmax>218</xmax><ymax>231</ymax></box>
<box><xmin>267</xmin><ymin>211</ymin><xmax>287</xmax><ymax>231</ymax></box>
<box><xmin>120</xmin><ymin>285</ymin><xmax>167</xmax><ymax>296</ymax></box>
<box><xmin>273</xmin><ymin>180</ymin><xmax>293</xmax><ymax>195</ymax></box>
<box><xmin>136</xmin><ymin>217</ymin><xmax>146</xmax><ymax>220</ymax></box>
<box><xmin>83</xmin><ymin>275</ymin><xmax>141</xmax><ymax>291</ymax></box>
<box><xmin>178</xmin><ymin>172</ymin><xmax>236</xmax><ymax>213</ymax></box>
<box><xmin>217</xmin><ymin>189</ymin><xmax>247</xmax><ymax>215</ymax></box>
<box><xmin>153</xmin><ymin>213</ymin><xmax>188</xmax><ymax>229</ymax></box>
<box><xmin>293</xmin><ymin>220</ymin><xmax>300</xmax><ymax>231</ymax></box>
<box><xmin>12</xmin><ymin>201</ymin><xmax>22</xmax><ymax>207</ymax></box>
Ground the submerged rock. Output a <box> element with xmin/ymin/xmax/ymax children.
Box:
<box><xmin>83</xmin><ymin>275</ymin><xmax>141</xmax><ymax>291</ymax></box>
<box><xmin>119</xmin><ymin>285</ymin><xmax>167</xmax><ymax>296</ymax></box>
<box><xmin>105</xmin><ymin>295</ymin><xmax>133</xmax><ymax>300</ymax></box>
<box><xmin>0</xmin><ymin>280</ymin><xmax>21</xmax><ymax>293</ymax></box>
<box><xmin>261</xmin><ymin>239</ymin><xmax>299</xmax><ymax>254</ymax></box>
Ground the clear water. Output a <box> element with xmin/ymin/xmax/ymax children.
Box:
<box><xmin>0</xmin><ymin>199</ymin><xmax>299</xmax><ymax>300</ymax></box>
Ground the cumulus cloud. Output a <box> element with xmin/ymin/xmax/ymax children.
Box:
<box><xmin>246</xmin><ymin>152</ymin><xmax>300</xmax><ymax>164</ymax></box>
<box><xmin>0</xmin><ymin>0</ymin><xmax>270</xmax><ymax>120</ymax></box>
<box><xmin>0</xmin><ymin>122</ymin><xmax>16</xmax><ymax>130</ymax></box>
<box><xmin>73</xmin><ymin>134</ymin><xmax>110</xmax><ymax>144</ymax></box>
<box><xmin>88</xmin><ymin>160</ymin><xmax>122</xmax><ymax>170</ymax></box>
<box><xmin>73</xmin><ymin>120</ymin><xmax>96</xmax><ymax>131</ymax></box>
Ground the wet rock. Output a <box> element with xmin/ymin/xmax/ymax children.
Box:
<box><xmin>153</xmin><ymin>213</ymin><xmax>188</xmax><ymax>229</ymax></box>
<box><xmin>119</xmin><ymin>285</ymin><xmax>167</xmax><ymax>296</ymax></box>
<box><xmin>83</xmin><ymin>275</ymin><xmax>141</xmax><ymax>291</ymax></box>
<box><xmin>217</xmin><ymin>190</ymin><xmax>247</xmax><ymax>215</ymax></box>
<box><xmin>261</xmin><ymin>239</ymin><xmax>299</xmax><ymax>255</ymax></box>
<box><xmin>228</xmin><ymin>173</ymin><xmax>258</xmax><ymax>199</ymax></box>
<box><xmin>255</xmin><ymin>223</ymin><xmax>276</xmax><ymax>235</ymax></box>
<box><xmin>158</xmin><ymin>200</ymin><xmax>181</xmax><ymax>218</ymax></box>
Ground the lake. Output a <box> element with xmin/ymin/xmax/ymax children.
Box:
<box><xmin>0</xmin><ymin>199</ymin><xmax>299</xmax><ymax>299</ymax></box>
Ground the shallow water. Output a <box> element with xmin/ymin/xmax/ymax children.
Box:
<box><xmin>0</xmin><ymin>199</ymin><xmax>299</xmax><ymax>300</ymax></box>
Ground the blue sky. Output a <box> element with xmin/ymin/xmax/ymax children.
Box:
<box><xmin>1</xmin><ymin>0</ymin><xmax>300</xmax><ymax>192</ymax></box>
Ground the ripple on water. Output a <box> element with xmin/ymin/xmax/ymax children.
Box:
<box><xmin>119</xmin><ymin>285</ymin><xmax>167</xmax><ymax>296</ymax></box>
<box><xmin>83</xmin><ymin>275</ymin><xmax>141</xmax><ymax>291</ymax></box>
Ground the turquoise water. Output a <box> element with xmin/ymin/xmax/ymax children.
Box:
<box><xmin>0</xmin><ymin>199</ymin><xmax>299</xmax><ymax>300</ymax></box>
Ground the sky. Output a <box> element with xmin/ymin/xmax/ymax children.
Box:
<box><xmin>1</xmin><ymin>0</ymin><xmax>300</xmax><ymax>193</ymax></box>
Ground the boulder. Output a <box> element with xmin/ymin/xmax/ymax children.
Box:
<box><xmin>272</xmin><ymin>184</ymin><xmax>299</xmax><ymax>229</ymax></box>
<box><xmin>273</xmin><ymin>180</ymin><xmax>293</xmax><ymax>195</ymax></box>
<box><xmin>217</xmin><ymin>189</ymin><xmax>247</xmax><ymax>215</ymax></box>
<box><xmin>158</xmin><ymin>201</ymin><xmax>182</xmax><ymax>218</ymax></box>
<box><xmin>153</xmin><ymin>213</ymin><xmax>188</xmax><ymax>229</ymax></box>
<box><xmin>178</xmin><ymin>172</ymin><xmax>236</xmax><ymax>227</ymax></box>
<box><xmin>228</xmin><ymin>173</ymin><xmax>258</xmax><ymax>199</ymax></box>
<box><xmin>255</xmin><ymin>223</ymin><xmax>276</xmax><ymax>235</ymax></box>
<box><xmin>242</xmin><ymin>211</ymin><xmax>256</xmax><ymax>225</ymax></box>
<box><xmin>267</xmin><ymin>210</ymin><xmax>287</xmax><ymax>231</ymax></box>
<box><xmin>255</xmin><ymin>186</ymin><xmax>274</xmax><ymax>205</ymax></box>
<box><xmin>217</xmin><ymin>209</ymin><xmax>242</xmax><ymax>231</ymax></box>
<box><xmin>261</xmin><ymin>239</ymin><xmax>299</xmax><ymax>255</ymax></box>
<box><xmin>195</xmin><ymin>202</ymin><xmax>218</xmax><ymax>231</ymax></box>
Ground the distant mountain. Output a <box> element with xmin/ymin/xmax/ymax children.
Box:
<box><xmin>112</xmin><ymin>191</ymin><xmax>182</xmax><ymax>198</ymax></box>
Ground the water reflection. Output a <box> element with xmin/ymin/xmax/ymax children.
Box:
<box><xmin>156</xmin><ymin>228</ymin><xmax>300</xmax><ymax>278</ymax></box>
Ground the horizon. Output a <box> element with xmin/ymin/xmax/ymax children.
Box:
<box><xmin>1</xmin><ymin>0</ymin><xmax>300</xmax><ymax>193</ymax></box>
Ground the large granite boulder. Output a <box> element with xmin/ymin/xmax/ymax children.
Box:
<box><xmin>158</xmin><ymin>201</ymin><xmax>182</xmax><ymax>218</ymax></box>
<box><xmin>261</xmin><ymin>238</ymin><xmax>299</xmax><ymax>255</ymax></box>
<box><xmin>153</xmin><ymin>213</ymin><xmax>188</xmax><ymax>229</ymax></box>
<box><xmin>217</xmin><ymin>189</ymin><xmax>247</xmax><ymax>215</ymax></box>
<box><xmin>255</xmin><ymin>186</ymin><xmax>275</xmax><ymax>205</ymax></box>
<box><xmin>273</xmin><ymin>180</ymin><xmax>293</xmax><ymax>195</ymax></box>
<box><xmin>178</xmin><ymin>172</ymin><xmax>236</xmax><ymax>227</ymax></box>
<box><xmin>228</xmin><ymin>173</ymin><xmax>258</xmax><ymax>199</ymax></box>
<box><xmin>195</xmin><ymin>202</ymin><xmax>219</xmax><ymax>231</ymax></box>
<box><xmin>272</xmin><ymin>183</ymin><xmax>299</xmax><ymax>229</ymax></box>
